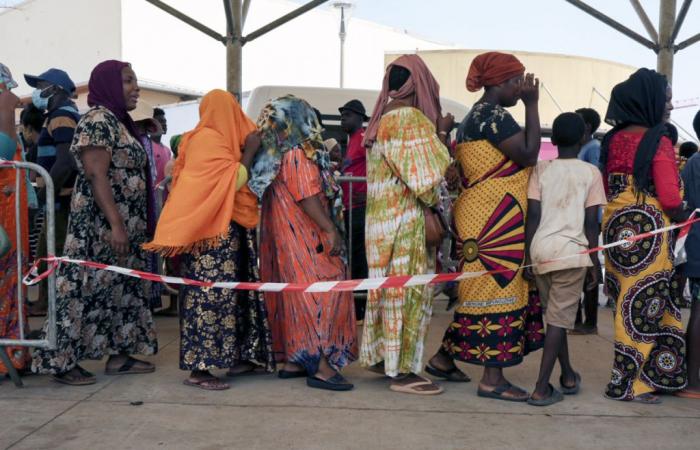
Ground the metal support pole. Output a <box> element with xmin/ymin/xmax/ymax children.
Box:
<box><xmin>227</xmin><ymin>0</ymin><xmax>243</xmax><ymax>98</ymax></box>
<box><xmin>676</xmin><ymin>32</ymin><xmax>700</xmax><ymax>51</ymax></box>
<box><xmin>339</xmin><ymin>6</ymin><xmax>347</xmax><ymax>88</ymax></box>
<box><xmin>541</xmin><ymin>82</ymin><xmax>564</xmax><ymax>113</ymax></box>
<box><xmin>14</xmin><ymin>163</ymin><xmax>24</xmax><ymax>341</ymax></box>
<box><xmin>145</xmin><ymin>0</ymin><xmax>226</xmax><ymax>43</ymax></box>
<box><xmin>242</xmin><ymin>0</ymin><xmax>251</xmax><ymax>28</ymax></box>
<box><xmin>0</xmin><ymin>349</ymin><xmax>22</xmax><ymax>387</ymax></box>
<box><xmin>629</xmin><ymin>0</ymin><xmax>659</xmax><ymax>43</ymax></box>
<box><xmin>658</xmin><ymin>0</ymin><xmax>676</xmax><ymax>82</ymax></box>
<box><xmin>564</xmin><ymin>0</ymin><xmax>658</xmax><ymax>50</ymax></box>
<box><xmin>244</xmin><ymin>0</ymin><xmax>329</xmax><ymax>43</ymax></box>
<box><xmin>671</xmin><ymin>0</ymin><xmax>693</xmax><ymax>43</ymax></box>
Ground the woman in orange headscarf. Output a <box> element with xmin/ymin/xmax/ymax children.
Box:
<box><xmin>427</xmin><ymin>52</ymin><xmax>545</xmax><ymax>402</ymax></box>
<box><xmin>145</xmin><ymin>89</ymin><xmax>274</xmax><ymax>390</ymax></box>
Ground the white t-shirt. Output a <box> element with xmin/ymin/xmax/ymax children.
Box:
<box><xmin>528</xmin><ymin>159</ymin><xmax>607</xmax><ymax>274</ymax></box>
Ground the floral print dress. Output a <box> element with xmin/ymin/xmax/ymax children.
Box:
<box><xmin>32</xmin><ymin>106</ymin><xmax>158</xmax><ymax>375</ymax></box>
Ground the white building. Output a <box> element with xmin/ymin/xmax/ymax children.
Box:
<box><xmin>2</xmin><ymin>0</ymin><xmax>454</xmax><ymax>138</ymax></box>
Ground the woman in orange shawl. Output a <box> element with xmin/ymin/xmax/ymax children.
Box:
<box><xmin>145</xmin><ymin>89</ymin><xmax>274</xmax><ymax>390</ymax></box>
<box><xmin>0</xmin><ymin>65</ymin><xmax>30</xmax><ymax>375</ymax></box>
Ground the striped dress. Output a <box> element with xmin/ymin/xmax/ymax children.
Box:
<box><xmin>361</xmin><ymin>107</ymin><xmax>450</xmax><ymax>377</ymax></box>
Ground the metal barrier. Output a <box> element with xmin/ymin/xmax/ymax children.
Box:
<box><xmin>337</xmin><ymin>175</ymin><xmax>366</xmax><ymax>272</ymax></box>
<box><xmin>0</xmin><ymin>159</ymin><xmax>57</xmax><ymax>387</ymax></box>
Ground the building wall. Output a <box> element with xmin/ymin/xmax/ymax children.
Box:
<box><xmin>1</xmin><ymin>0</ymin><xmax>123</xmax><ymax>95</ymax></box>
<box><xmin>387</xmin><ymin>50</ymin><xmax>637</xmax><ymax>129</ymax></box>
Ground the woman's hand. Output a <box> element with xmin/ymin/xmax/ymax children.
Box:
<box><xmin>445</xmin><ymin>163</ymin><xmax>462</xmax><ymax>191</ymax></box>
<box><xmin>437</xmin><ymin>113</ymin><xmax>455</xmax><ymax>135</ymax></box>
<box><xmin>520</xmin><ymin>73</ymin><xmax>540</xmax><ymax>107</ymax></box>
<box><xmin>241</xmin><ymin>131</ymin><xmax>262</xmax><ymax>171</ymax></box>
<box><xmin>586</xmin><ymin>265</ymin><xmax>601</xmax><ymax>292</ymax></box>
<box><xmin>328</xmin><ymin>228</ymin><xmax>343</xmax><ymax>257</ymax></box>
<box><xmin>110</xmin><ymin>222</ymin><xmax>129</xmax><ymax>257</ymax></box>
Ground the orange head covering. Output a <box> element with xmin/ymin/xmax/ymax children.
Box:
<box><xmin>143</xmin><ymin>89</ymin><xmax>257</xmax><ymax>256</ymax></box>
<box><xmin>466</xmin><ymin>52</ymin><xmax>525</xmax><ymax>92</ymax></box>
<box><xmin>363</xmin><ymin>54</ymin><xmax>441</xmax><ymax>148</ymax></box>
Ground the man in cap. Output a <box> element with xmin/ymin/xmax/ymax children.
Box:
<box><xmin>339</xmin><ymin>99</ymin><xmax>369</xmax><ymax>322</ymax></box>
<box><xmin>24</xmin><ymin>68</ymin><xmax>80</xmax><ymax>316</ymax></box>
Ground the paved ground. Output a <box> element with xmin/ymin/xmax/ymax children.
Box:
<box><xmin>2</xmin><ymin>297</ymin><xmax>699</xmax><ymax>450</ymax></box>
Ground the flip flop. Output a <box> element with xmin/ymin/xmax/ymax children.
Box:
<box><xmin>390</xmin><ymin>375</ymin><xmax>444</xmax><ymax>395</ymax></box>
<box><xmin>675</xmin><ymin>389</ymin><xmax>700</xmax><ymax>399</ymax></box>
<box><xmin>425</xmin><ymin>363</ymin><xmax>471</xmax><ymax>382</ymax></box>
<box><xmin>527</xmin><ymin>384</ymin><xmax>564</xmax><ymax>406</ymax></box>
<box><xmin>52</xmin><ymin>369</ymin><xmax>97</xmax><ymax>386</ymax></box>
<box><xmin>226</xmin><ymin>363</ymin><xmax>268</xmax><ymax>377</ymax></box>
<box><xmin>604</xmin><ymin>392</ymin><xmax>662</xmax><ymax>404</ymax></box>
<box><xmin>366</xmin><ymin>362</ymin><xmax>386</xmax><ymax>375</ymax></box>
<box><xmin>477</xmin><ymin>382</ymin><xmax>529</xmax><ymax>402</ymax></box>
<box><xmin>183</xmin><ymin>377</ymin><xmax>230</xmax><ymax>391</ymax></box>
<box><xmin>560</xmin><ymin>372</ymin><xmax>581</xmax><ymax>395</ymax></box>
<box><xmin>306</xmin><ymin>373</ymin><xmax>354</xmax><ymax>391</ymax></box>
<box><xmin>278</xmin><ymin>369</ymin><xmax>308</xmax><ymax>379</ymax></box>
<box><xmin>105</xmin><ymin>357</ymin><xmax>155</xmax><ymax>376</ymax></box>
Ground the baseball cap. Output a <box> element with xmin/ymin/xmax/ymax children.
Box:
<box><xmin>24</xmin><ymin>68</ymin><xmax>76</xmax><ymax>95</ymax></box>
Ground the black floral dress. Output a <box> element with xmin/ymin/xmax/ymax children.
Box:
<box><xmin>179</xmin><ymin>223</ymin><xmax>275</xmax><ymax>372</ymax></box>
<box><xmin>32</xmin><ymin>106</ymin><xmax>158</xmax><ymax>375</ymax></box>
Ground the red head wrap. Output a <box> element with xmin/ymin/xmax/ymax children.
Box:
<box><xmin>466</xmin><ymin>52</ymin><xmax>525</xmax><ymax>92</ymax></box>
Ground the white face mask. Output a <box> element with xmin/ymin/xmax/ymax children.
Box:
<box><xmin>31</xmin><ymin>88</ymin><xmax>51</xmax><ymax>110</ymax></box>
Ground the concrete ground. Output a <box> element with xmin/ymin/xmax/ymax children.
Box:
<box><xmin>2</xmin><ymin>297</ymin><xmax>700</xmax><ymax>450</ymax></box>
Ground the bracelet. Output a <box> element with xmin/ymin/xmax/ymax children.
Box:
<box><xmin>438</xmin><ymin>131</ymin><xmax>448</xmax><ymax>136</ymax></box>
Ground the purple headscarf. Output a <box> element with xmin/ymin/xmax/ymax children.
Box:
<box><xmin>87</xmin><ymin>60</ymin><xmax>140</xmax><ymax>141</ymax></box>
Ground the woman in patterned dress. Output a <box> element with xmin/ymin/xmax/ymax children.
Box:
<box><xmin>0</xmin><ymin>63</ymin><xmax>30</xmax><ymax>375</ymax></box>
<box><xmin>601</xmin><ymin>69</ymin><xmax>688</xmax><ymax>404</ymax></box>
<box><xmin>145</xmin><ymin>89</ymin><xmax>274</xmax><ymax>390</ymax></box>
<box><xmin>361</xmin><ymin>55</ymin><xmax>452</xmax><ymax>394</ymax></box>
<box><xmin>250</xmin><ymin>96</ymin><xmax>357</xmax><ymax>391</ymax></box>
<box><xmin>32</xmin><ymin>60</ymin><xmax>157</xmax><ymax>385</ymax></box>
<box><xmin>428</xmin><ymin>52</ymin><xmax>545</xmax><ymax>401</ymax></box>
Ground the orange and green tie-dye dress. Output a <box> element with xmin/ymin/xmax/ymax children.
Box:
<box><xmin>361</xmin><ymin>107</ymin><xmax>450</xmax><ymax>377</ymax></box>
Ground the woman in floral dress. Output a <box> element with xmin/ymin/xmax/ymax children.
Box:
<box><xmin>32</xmin><ymin>60</ymin><xmax>157</xmax><ymax>385</ymax></box>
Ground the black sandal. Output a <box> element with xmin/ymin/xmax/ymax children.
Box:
<box><xmin>425</xmin><ymin>363</ymin><xmax>471</xmax><ymax>382</ymax></box>
<box><xmin>278</xmin><ymin>369</ymin><xmax>308</xmax><ymax>379</ymax></box>
<box><xmin>306</xmin><ymin>373</ymin><xmax>354</xmax><ymax>391</ymax></box>
<box><xmin>52</xmin><ymin>368</ymin><xmax>97</xmax><ymax>386</ymax></box>
<box><xmin>477</xmin><ymin>382</ymin><xmax>529</xmax><ymax>402</ymax></box>
<box><xmin>105</xmin><ymin>357</ymin><xmax>155</xmax><ymax>376</ymax></box>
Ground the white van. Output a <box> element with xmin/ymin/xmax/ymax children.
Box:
<box><xmin>244</xmin><ymin>85</ymin><xmax>470</xmax><ymax>148</ymax></box>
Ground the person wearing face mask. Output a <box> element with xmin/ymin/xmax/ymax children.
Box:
<box><xmin>32</xmin><ymin>60</ymin><xmax>158</xmax><ymax>385</ymax></box>
<box><xmin>23</xmin><ymin>68</ymin><xmax>80</xmax><ymax>316</ymax></box>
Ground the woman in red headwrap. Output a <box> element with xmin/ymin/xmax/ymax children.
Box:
<box><xmin>32</xmin><ymin>61</ymin><xmax>158</xmax><ymax>385</ymax></box>
<box><xmin>426</xmin><ymin>52</ymin><xmax>545</xmax><ymax>401</ymax></box>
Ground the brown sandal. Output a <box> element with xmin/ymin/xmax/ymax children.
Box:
<box><xmin>183</xmin><ymin>377</ymin><xmax>230</xmax><ymax>391</ymax></box>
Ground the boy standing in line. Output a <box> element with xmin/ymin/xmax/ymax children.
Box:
<box><xmin>525</xmin><ymin>112</ymin><xmax>606</xmax><ymax>406</ymax></box>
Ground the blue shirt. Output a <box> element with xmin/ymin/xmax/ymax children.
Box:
<box><xmin>579</xmin><ymin>139</ymin><xmax>603</xmax><ymax>223</ymax></box>
<box><xmin>578</xmin><ymin>139</ymin><xmax>601</xmax><ymax>169</ymax></box>
<box><xmin>682</xmin><ymin>153</ymin><xmax>700</xmax><ymax>277</ymax></box>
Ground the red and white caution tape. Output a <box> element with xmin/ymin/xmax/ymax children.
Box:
<box><xmin>22</xmin><ymin>213</ymin><xmax>700</xmax><ymax>293</ymax></box>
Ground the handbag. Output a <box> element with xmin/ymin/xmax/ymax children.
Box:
<box><xmin>422</xmin><ymin>203</ymin><xmax>448</xmax><ymax>248</ymax></box>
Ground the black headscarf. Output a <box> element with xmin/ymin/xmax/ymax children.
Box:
<box><xmin>600</xmin><ymin>68</ymin><xmax>670</xmax><ymax>194</ymax></box>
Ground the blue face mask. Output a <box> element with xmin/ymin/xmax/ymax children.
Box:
<box><xmin>31</xmin><ymin>88</ymin><xmax>51</xmax><ymax>110</ymax></box>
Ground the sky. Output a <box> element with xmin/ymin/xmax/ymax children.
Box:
<box><xmin>306</xmin><ymin>0</ymin><xmax>700</xmax><ymax>140</ymax></box>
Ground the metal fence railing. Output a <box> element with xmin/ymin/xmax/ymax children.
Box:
<box><xmin>0</xmin><ymin>159</ymin><xmax>56</xmax><ymax>387</ymax></box>
<box><xmin>337</xmin><ymin>175</ymin><xmax>365</xmax><ymax>272</ymax></box>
